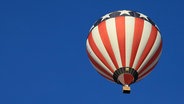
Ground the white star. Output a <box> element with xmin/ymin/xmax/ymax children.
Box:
<box><xmin>101</xmin><ymin>14</ymin><xmax>110</xmax><ymax>21</ymax></box>
<box><xmin>120</xmin><ymin>10</ymin><xmax>130</xmax><ymax>16</ymax></box>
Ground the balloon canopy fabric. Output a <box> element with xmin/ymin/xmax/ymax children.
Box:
<box><xmin>86</xmin><ymin>10</ymin><xmax>162</xmax><ymax>93</ymax></box>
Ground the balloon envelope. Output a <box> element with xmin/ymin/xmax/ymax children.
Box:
<box><xmin>86</xmin><ymin>10</ymin><xmax>162</xmax><ymax>93</ymax></box>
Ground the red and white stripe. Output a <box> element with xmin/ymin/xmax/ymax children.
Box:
<box><xmin>86</xmin><ymin>16</ymin><xmax>162</xmax><ymax>82</ymax></box>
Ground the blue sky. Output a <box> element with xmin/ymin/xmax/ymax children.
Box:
<box><xmin>0</xmin><ymin>0</ymin><xmax>183</xmax><ymax>104</ymax></box>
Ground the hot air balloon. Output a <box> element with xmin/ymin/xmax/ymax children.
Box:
<box><xmin>86</xmin><ymin>10</ymin><xmax>162</xmax><ymax>93</ymax></box>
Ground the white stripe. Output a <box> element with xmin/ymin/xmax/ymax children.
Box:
<box><xmin>125</xmin><ymin>17</ymin><xmax>135</xmax><ymax>66</ymax></box>
<box><xmin>106</xmin><ymin>18</ymin><xmax>122</xmax><ymax>68</ymax></box>
<box><xmin>137</xmin><ymin>31</ymin><xmax>161</xmax><ymax>72</ymax></box>
<box><xmin>86</xmin><ymin>40</ymin><xmax>113</xmax><ymax>75</ymax></box>
<box><xmin>132</xmin><ymin>20</ymin><xmax>152</xmax><ymax>69</ymax></box>
<box><xmin>90</xmin><ymin>61</ymin><xmax>114</xmax><ymax>81</ymax></box>
<box><xmin>91</xmin><ymin>26</ymin><xmax>117</xmax><ymax>71</ymax></box>
<box><xmin>137</xmin><ymin>51</ymin><xmax>162</xmax><ymax>81</ymax></box>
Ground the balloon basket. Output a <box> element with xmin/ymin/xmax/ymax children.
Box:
<box><xmin>123</xmin><ymin>85</ymin><xmax>131</xmax><ymax>94</ymax></box>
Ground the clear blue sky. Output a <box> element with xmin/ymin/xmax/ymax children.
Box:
<box><xmin>0</xmin><ymin>0</ymin><xmax>183</xmax><ymax>104</ymax></box>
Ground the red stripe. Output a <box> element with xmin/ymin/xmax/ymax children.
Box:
<box><xmin>98</xmin><ymin>21</ymin><xmax>119</xmax><ymax>69</ymax></box>
<box><xmin>88</xmin><ymin>32</ymin><xmax>114</xmax><ymax>73</ymax></box>
<box><xmin>87</xmin><ymin>51</ymin><xmax>113</xmax><ymax>81</ymax></box>
<box><xmin>138</xmin><ymin>41</ymin><xmax>162</xmax><ymax>75</ymax></box>
<box><xmin>135</xmin><ymin>26</ymin><xmax>158</xmax><ymax>70</ymax></box>
<box><xmin>115</xmin><ymin>17</ymin><xmax>126</xmax><ymax>67</ymax></box>
<box><xmin>96</xmin><ymin>70</ymin><xmax>114</xmax><ymax>82</ymax></box>
<box><xmin>138</xmin><ymin>62</ymin><xmax>157</xmax><ymax>80</ymax></box>
<box><xmin>129</xmin><ymin>18</ymin><xmax>144</xmax><ymax>67</ymax></box>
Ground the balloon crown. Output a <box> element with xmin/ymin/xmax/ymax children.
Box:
<box><xmin>90</xmin><ymin>10</ymin><xmax>159</xmax><ymax>32</ymax></box>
